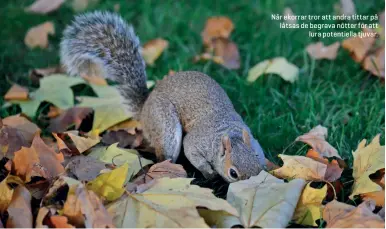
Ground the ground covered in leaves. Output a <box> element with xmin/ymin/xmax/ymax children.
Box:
<box><xmin>0</xmin><ymin>0</ymin><xmax>385</xmax><ymax>228</ymax></box>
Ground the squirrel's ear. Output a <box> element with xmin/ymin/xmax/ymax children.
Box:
<box><xmin>242</xmin><ymin>129</ymin><xmax>251</xmax><ymax>148</ymax></box>
<box><xmin>222</xmin><ymin>135</ymin><xmax>232</xmax><ymax>155</ymax></box>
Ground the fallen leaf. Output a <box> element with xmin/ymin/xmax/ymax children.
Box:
<box><xmin>6</xmin><ymin>186</ymin><xmax>33</xmax><ymax>228</ymax></box>
<box><xmin>141</xmin><ymin>38</ymin><xmax>168</xmax><ymax>65</ymax></box>
<box><xmin>49</xmin><ymin>216</ymin><xmax>75</xmax><ymax>228</ymax></box>
<box><xmin>201</xmin><ymin>170</ymin><xmax>306</xmax><ymax>228</ymax></box>
<box><xmin>101</xmin><ymin>129</ymin><xmax>142</xmax><ymax>148</ymax></box>
<box><xmin>56</xmin><ymin>131</ymin><xmax>100</xmax><ymax>154</ymax></box>
<box><xmin>363</xmin><ymin>45</ymin><xmax>385</xmax><ymax>78</ymax></box>
<box><xmin>47</xmin><ymin>107</ymin><xmax>93</xmax><ymax>132</ymax></box>
<box><xmin>8</xmin><ymin>74</ymin><xmax>85</xmax><ymax>117</ymax></box>
<box><xmin>283</xmin><ymin>7</ymin><xmax>297</xmax><ymax>24</ymax></box>
<box><xmin>350</xmin><ymin>134</ymin><xmax>384</xmax><ymax>199</ymax></box>
<box><xmin>29</xmin><ymin>65</ymin><xmax>65</xmax><ymax>83</ymax></box>
<box><xmin>292</xmin><ymin>182</ymin><xmax>327</xmax><ymax>226</ymax></box>
<box><xmin>378</xmin><ymin>207</ymin><xmax>385</xmax><ymax>220</ymax></box>
<box><xmin>265</xmin><ymin>158</ymin><xmax>280</xmax><ymax>171</ymax></box>
<box><xmin>82</xmin><ymin>75</ymin><xmax>107</xmax><ymax>85</ymax></box>
<box><xmin>65</xmin><ymin>155</ymin><xmax>106</xmax><ymax>182</ymax></box>
<box><xmin>35</xmin><ymin>207</ymin><xmax>53</xmax><ymax>228</ymax></box>
<box><xmin>247</xmin><ymin>57</ymin><xmax>299</xmax><ymax>83</ymax></box>
<box><xmin>201</xmin><ymin>16</ymin><xmax>234</xmax><ymax>46</ymax></box>
<box><xmin>2</xmin><ymin>114</ymin><xmax>41</xmax><ymax>142</ymax></box>
<box><xmin>4</xmin><ymin>84</ymin><xmax>29</xmax><ymax>100</ymax></box>
<box><xmin>25</xmin><ymin>0</ymin><xmax>65</xmax><ymax>14</ymax></box>
<box><xmin>0</xmin><ymin>176</ymin><xmax>14</xmax><ymax>213</ymax></box>
<box><xmin>306</xmin><ymin>42</ymin><xmax>341</xmax><ymax>60</ymax></box>
<box><xmin>63</xmin><ymin>184</ymin><xmax>115</xmax><ymax>227</ymax></box>
<box><xmin>24</xmin><ymin>21</ymin><xmax>55</xmax><ymax>49</ymax></box>
<box><xmin>77</xmin><ymin>84</ymin><xmax>132</xmax><ymax>134</ymax></box>
<box><xmin>107</xmin><ymin>177</ymin><xmax>237</xmax><ymax>228</ymax></box>
<box><xmin>87</xmin><ymin>143</ymin><xmax>153</xmax><ymax>179</ymax></box>
<box><xmin>46</xmin><ymin>106</ymin><xmax>63</xmax><ymax>118</ymax></box>
<box><xmin>13</xmin><ymin>133</ymin><xmax>64</xmax><ymax>182</ymax></box>
<box><xmin>360</xmin><ymin>190</ymin><xmax>385</xmax><ymax>207</ymax></box>
<box><xmin>42</xmin><ymin>176</ymin><xmax>81</xmax><ymax>207</ymax></box>
<box><xmin>306</xmin><ymin>149</ymin><xmax>343</xmax><ymax>182</ymax></box>
<box><xmin>342</xmin><ymin>28</ymin><xmax>376</xmax><ymax>62</ymax></box>
<box><xmin>71</xmin><ymin>0</ymin><xmax>99</xmax><ymax>12</ymax></box>
<box><xmin>197</xmin><ymin>38</ymin><xmax>240</xmax><ymax>69</ymax></box>
<box><xmin>323</xmin><ymin>200</ymin><xmax>384</xmax><ymax>228</ymax></box>
<box><xmin>87</xmin><ymin>163</ymin><xmax>128</xmax><ymax>201</ymax></box>
<box><xmin>296</xmin><ymin>125</ymin><xmax>341</xmax><ymax>159</ymax></box>
<box><xmin>132</xmin><ymin>160</ymin><xmax>187</xmax><ymax>185</ymax></box>
<box><xmin>107</xmin><ymin>118</ymin><xmax>141</xmax><ymax>132</ymax></box>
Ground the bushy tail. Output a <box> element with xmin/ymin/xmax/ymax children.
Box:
<box><xmin>60</xmin><ymin>11</ymin><xmax>148</xmax><ymax>116</ymax></box>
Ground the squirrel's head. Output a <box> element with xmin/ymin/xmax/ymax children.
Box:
<box><xmin>215</xmin><ymin>129</ymin><xmax>265</xmax><ymax>182</ymax></box>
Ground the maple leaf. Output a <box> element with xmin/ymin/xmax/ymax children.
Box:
<box><xmin>63</xmin><ymin>184</ymin><xmax>115</xmax><ymax>228</ymax></box>
<box><xmin>292</xmin><ymin>182</ymin><xmax>327</xmax><ymax>226</ymax></box>
<box><xmin>200</xmin><ymin>170</ymin><xmax>306</xmax><ymax>228</ymax></box>
<box><xmin>323</xmin><ymin>200</ymin><xmax>384</xmax><ymax>228</ymax></box>
<box><xmin>350</xmin><ymin>134</ymin><xmax>384</xmax><ymax>199</ymax></box>
<box><xmin>247</xmin><ymin>57</ymin><xmax>299</xmax><ymax>83</ymax></box>
<box><xmin>13</xmin><ymin>133</ymin><xmax>64</xmax><ymax>182</ymax></box>
<box><xmin>107</xmin><ymin>177</ymin><xmax>238</xmax><ymax>228</ymax></box>
<box><xmin>47</xmin><ymin>107</ymin><xmax>93</xmax><ymax>132</ymax></box>
<box><xmin>141</xmin><ymin>38</ymin><xmax>169</xmax><ymax>66</ymax></box>
<box><xmin>306</xmin><ymin>42</ymin><xmax>341</xmax><ymax>60</ymax></box>
<box><xmin>24</xmin><ymin>21</ymin><xmax>55</xmax><ymax>49</ymax></box>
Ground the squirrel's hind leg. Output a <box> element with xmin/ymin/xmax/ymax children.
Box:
<box><xmin>141</xmin><ymin>94</ymin><xmax>183</xmax><ymax>162</ymax></box>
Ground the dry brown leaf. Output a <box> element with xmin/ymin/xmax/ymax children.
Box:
<box><xmin>65</xmin><ymin>155</ymin><xmax>106</xmax><ymax>182</ymax></box>
<box><xmin>54</xmin><ymin>131</ymin><xmax>100</xmax><ymax>154</ymax></box>
<box><xmin>25</xmin><ymin>21</ymin><xmax>55</xmax><ymax>49</ymax></box>
<box><xmin>211</xmin><ymin>37</ymin><xmax>240</xmax><ymax>69</ymax></box>
<box><xmin>342</xmin><ymin>28</ymin><xmax>376</xmax><ymax>62</ymax></box>
<box><xmin>0</xmin><ymin>125</ymin><xmax>29</xmax><ymax>159</ymax></box>
<box><xmin>29</xmin><ymin>65</ymin><xmax>65</xmax><ymax>84</ymax></box>
<box><xmin>25</xmin><ymin>0</ymin><xmax>65</xmax><ymax>14</ymax></box>
<box><xmin>4</xmin><ymin>84</ymin><xmax>29</xmax><ymax>100</ymax></box>
<box><xmin>361</xmin><ymin>190</ymin><xmax>385</xmax><ymax>207</ymax></box>
<box><xmin>47</xmin><ymin>107</ymin><xmax>93</xmax><ymax>132</ymax></box>
<box><xmin>378</xmin><ymin>207</ymin><xmax>385</xmax><ymax>220</ymax></box>
<box><xmin>46</xmin><ymin>106</ymin><xmax>63</xmax><ymax>118</ymax></box>
<box><xmin>101</xmin><ymin>129</ymin><xmax>143</xmax><ymax>148</ymax></box>
<box><xmin>141</xmin><ymin>38</ymin><xmax>168</xmax><ymax>65</ymax></box>
<box><xmin>108</xmin><ymin>119</ymin><xmax>142</xmax><ymax>132</ymax></box>
<box><xmin>265</xmin><ymin>158</ymin><xmax>279</xmax><ymax>171</ymax></box>
<box><xmin>63</xmin><ymin>184</ymin><xmax>115</xmax><ymax>228</ymax></box>
<box><xmin>0</xmin><ymin>176</ymin><xmax>14</xmax><ymax>213</ymax></box>
<box><xmin>49</xmin><ymin>216</ymin><xmax>75</xmax><ymax>228</ymax></box>
<box><xmin>306</xmin><ymin>149</ymin><xmax>343</xmax><ymax>182</ymax></box>
<box><xmin>363</xmin><ymin>46</ymin><xmax>385</xmax><ymax>78</ymax></box>
<box><xmin>201</xmin><ymin>16</ymin><xmax>234</xmax><ymax>46</ymax></box>
<box><xmin>6</xmin><ymin>186</ymin><xmax>33</xmax><ymax>228</ymax></box>
<box><xmin>13</xmin><ymin>133</ymin><xmax>64</xmax><ymax>182</ymax></box>
<box><xmin>306</xmin><ymin>42</ymin><xmax>340</xmax><ymax>60</ymax></box>
<box><xmin>323</xmin><ymin>200</ymin><xmax>384</xmax><ymax>228</ymax></box>
<box><xmin>296</xmin><ymin>125</ymin><xmax>341</xmax><ymax>159</ymax></box>
<box><xmin>132</xmin><ymin>160</ymin><xmax>187</xmax><ymax>186</ymax></box>
<box><xmin>2</xmin><ymin>114</ymin><xmax>40</xmax><ymax>143</ymax></box>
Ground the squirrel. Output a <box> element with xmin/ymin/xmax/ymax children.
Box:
<box><xmin>60</xmin><ymin>11</ymin><xmax>266</xmax><ymax>182</ymax></box>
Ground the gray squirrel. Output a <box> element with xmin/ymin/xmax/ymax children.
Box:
<box><xmin>60</xmin><ymin>11</ymin><xmax>266</xmax><ymax>182</ymax></box>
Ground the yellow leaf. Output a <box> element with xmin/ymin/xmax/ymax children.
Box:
<box><xmin>272</xmin><ymin>154</ymin><xmax>327</xmax><ymax>181</ymax></box>
<box><xmin>65</xmin><ymin>131</ymin><xmax>100</xmax><ymax>154</ymax></box>
<box><xmin>201</xmin><ymin>171</ymin><xmax>306</xmax><ymax>228</ymax></box>
<box><xmin>87</xmin><ymin>163</ymin><xmax>128</xmax><ymax>201</ymax></box>
<box><xmin>107</xmin><ymin>177</ymin><xmax>237</xmax><ymax>228</ymax></box>
<box><xmin>247</xmin><ymin>57</ymin><xmax>299</xmax><ymax>83</ymax></box>
<box><xmin>0</xmin><ymin>176</ymin><xmax>14</xmax><ymax>213</ymax></box>
<box><xmin>141</xmin><ymin>38</ymin><xmax>168</xmax><ymax>66</ymax></box>
<box><xmin>350</xmin><ymin>134</ymin><xmax>384</xmax><ymax>199</ymax></box>
<box><xmin>292</xmin><ymin>182</ymin><xmax>327</xmax><ymax>226</ymax></box>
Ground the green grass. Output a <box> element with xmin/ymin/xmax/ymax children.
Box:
<box><xmin>0</xmin><ymin>0</ymin><xmax>384</xmax><ymax>175</ymax></box>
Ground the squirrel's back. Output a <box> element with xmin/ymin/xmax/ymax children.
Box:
<box><xmin>60</xmin><ymin>11</ymin><xmax>148</xmax><ymax>116</ymax></box>
<box><xmin>148</xmin><ymin>71</ymin><xmax>241</xmax><ymax>131</ymax></box>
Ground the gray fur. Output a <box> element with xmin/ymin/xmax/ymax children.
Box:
<box><xmin>60</xmin><ymin>12</ymin><xmax>266</xmax><ymax>182</ymax></box>
<box><xmin>60</xmin><ymin>11</ymin><xmax>148</xmax><ymax>116</ymax></box>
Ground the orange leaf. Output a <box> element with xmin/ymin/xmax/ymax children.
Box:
<box><xmin>361</xmin><ymin>190</ymin><xmax>385</xmax><ymax>207</ymax></box>
<box><xmin>4</xmin><ymin>84</ymin><xmax>29</xmax><ymax>100</ymax></box>
<box><xmin>82</xmin><ymin>75</ymin><xmax>108</xmax><ymax>85</ymax></box>
<box><xmin>49</xmin><ymin>216</ymin><xmax>75</xmax><ymax>228</ymax></box>
<box><xmin>342</xmin><ymin>28</ymin><xmax>376</xmax><ymax>62</ymax></box>
<box><xmin>24</xmin><ymin>21</ymin><xmax>55</xmax><ymax>49</ymax></box>
<box><xmin>201</xmin><ymin>16</ymin><xmax>234</xmax><ymax>46</ymax></box>
<box><xmin>363</xmin><ymin>46</ymin><xmax>385</xmax><ymax>78</ymax></box>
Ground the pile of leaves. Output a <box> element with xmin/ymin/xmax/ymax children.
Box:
<box><xmin>1</xmin><ymin>74</ymin><xmax>384</xmax><ymax>228</ymax></box>
<box><xmin>0</xmin><ymin>0</ymin><xmax>384</xmax><ymax>228</ymax></box>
